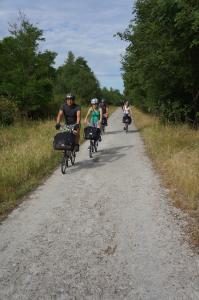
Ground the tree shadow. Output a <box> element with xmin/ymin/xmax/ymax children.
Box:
<box><xmin>104</xmin><ymin>130</ymin><xmax>124</xmax><ymax>135</ymax></box>
<box><xmin>69</xmin><ymin>145</ymin><xmax>133</xmax><ymax>173</ymax></box>
<box><xmin>125</xmin><ymin>129</ymin><xmax>140</xmax><ymax>133</ymax></box>
<box><xmin>105</xmin><ymin>129</ymin><xmax>140</xmax><ymax>135</ymax></box>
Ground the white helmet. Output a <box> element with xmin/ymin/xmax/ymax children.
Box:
<box><xmin>91</xmin><ymin>98</ymin><xmax>98</xmax><ymax>105</ymax></box>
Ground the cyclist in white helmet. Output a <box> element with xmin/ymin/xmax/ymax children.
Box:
<box><xmin>84</xmin><ymin>98</ymin><xmax>102</xmax><ymax>128</ymax></box>
<box><xmin>122</xmin><ymin>100</ymin><xmax>133</xmax><ymax>130</ymax></box>
<box><xmin>84</xmin><ymin>98</ymin><xmax>102</xmax><ymax>142</ymax></box>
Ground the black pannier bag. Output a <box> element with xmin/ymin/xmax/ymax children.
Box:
<box><xmin>53</xmin><ymin>132</ymin><xmax>76</xmax><ymax>150</ymax></box>
<box><xmin>123</xmin><ymin>115</ymin><xmax>132</xmax><ymax>125</ymax></box>
<box><xmin>102</xmin><ymin>116</ymin><xmax>107</xmax><ymax>126</ymax></box>
<box><xmin>84</xmin><ymin>126</ymin><xmax>100</xmax><ymax>140</ymax></box>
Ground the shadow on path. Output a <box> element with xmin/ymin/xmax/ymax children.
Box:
<box><xmin>105</xmin><ymin>129</ymin><xmax>140</xmax><ymax>135</ymax></box>
<box><xmin>69</xmin><ymin>145</ymin><xmax>133</xmax><ymax>173</ymax></box>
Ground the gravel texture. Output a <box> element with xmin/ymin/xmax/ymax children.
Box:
<box><xmin>0</xmin><ymin>109</ymin><xmax>199</xmax><ymax>300</ymax></box>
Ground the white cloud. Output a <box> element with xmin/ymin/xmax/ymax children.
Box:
<box><xmin>0</xmin><ymin>0</ymin><xmax>134</xmax><ymax>91</ymax></box>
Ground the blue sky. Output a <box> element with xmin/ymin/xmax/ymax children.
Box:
<box><xmin>0</xmin><ymin>0</ymin><xmax>134</xmax><ymax>92</ymax></box>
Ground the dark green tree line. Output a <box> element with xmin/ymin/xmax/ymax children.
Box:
<box><xmin>101</xmin><ymin>87</ymin><xmax>123</xmax><ymax>105</ymax></box>
<box><xmin>0</xmin><ymin>14</ymin><xmax>123</xmax><ymax>125</ymax></box>
<box><xmin>120</xmin><ymin>0</ymin><xmax>199</xmax><ymax>124</ymax></box>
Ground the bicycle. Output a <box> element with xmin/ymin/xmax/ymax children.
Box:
<box><xmin>61</xmin><ymin>125</ymin><xmax>78</xmax><ymax>174</ymax></box>
<box><xmin>53</xmin><ymin>124</ymin><xmax>78</xmax><ymax>174</ymax></box>
<box><xmin>123</xmin><ymin>115</ymin><xmax>131</xmax><ymax>133</ymax></box>
<box><xmin>124</xmin><ymin>121</ymin><xmax>129</xmax><ymax>133</ymax></box>
<box><xmin>84</xmin><ymin>125</ymin><xmax>100</xmax><ymax>158</ymax></box>
<box><xmin>88</xmin><ymin>139</ymin><xmax>98</xmax><ymax>158</ymax></box>
<box><xmin>101</xmin><ymin>116</ymin><xmax>107</xmax><ymax>134</ymax></box>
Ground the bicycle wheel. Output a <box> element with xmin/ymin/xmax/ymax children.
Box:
<box><xmin>70</xmin><ymin>150</ymin><xmax>76</xmax><ymax>165</ymax></box>
<box><xmin>125</xmin><ymin>123</ymin><xmax>128</xmax><ymax>133</ymax></box>
<box><xmin>89</xmin><ymin>140</ymin><xmax>93</xmax><ymax>158</ymax></box>
<box><xmin>61</xmin><ymin>151</ymin><xmax>68</xmax><ymax>174</ymax></box>
<box><xmin>101</xmin><ymin>125</ymin><xmax>105</xmax><ymax>134</ymax></box>
<box><xmin>94</xmin><ymin>140</ymin><xmax>98</xmax><ymax>152</ymax></box>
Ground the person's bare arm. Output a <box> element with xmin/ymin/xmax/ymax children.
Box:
<box><xmin>99</xmin><ymin>108</ymin><xmax>103</xmax><ymax>124</ymax></box>
<box><xmin>106</xmin><ymin>106</ymin><xmax>109</xmax><ymax>118</ymax></box>
<box><xmin>76</xmin><ymin>109</ymin><xmax>81</xmax><ymax>125</ymax></box>
<box><xmin>56</xmin><ymin>110</ymin><xmax>63</xmax><ymax>124</ymax></box>
<box><xmin>84</xmin><ymin>107</ymin><xmax>92</xmax><ymax>124</ymax></box>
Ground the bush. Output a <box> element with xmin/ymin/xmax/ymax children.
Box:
<box><xmin>0</xmin><ymin>97</ymin><xmax>18</xmax><ymax>126</ymax></box>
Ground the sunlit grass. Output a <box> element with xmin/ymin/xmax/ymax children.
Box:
<box><xmin>133</xmin><ymin>108</ymin><xmax>199</xmax><ymax>243</ymax></box>
<box><xmin>133</xmin><ymin>108</ymin><xmax>199</xmax><ymax>210</ymax></box>
<box><xmin>0</xmin><ymin>106</ymin><xmax>116</xmax><ymax>217</ymax></box>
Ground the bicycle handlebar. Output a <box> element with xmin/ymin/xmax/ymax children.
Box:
<box><xmin>60</xmin><ymin>124</ymin><xmax>79</xmax><ymax>133</ymax></box>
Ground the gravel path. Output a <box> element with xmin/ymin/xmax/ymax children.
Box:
<box><xmin>0</xmin><ymin>109</ymin><xmax>199</xmax><ymax>300</ymax></box>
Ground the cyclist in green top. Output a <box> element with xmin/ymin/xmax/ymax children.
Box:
<box><xmin>84</xmin><ymin>98</ymin><xmax>102</xmax><ymax>143</ymax></box>
<box><xmin>84</xmin><ymin>98</ymin><xmax>102</xmax><ymax>128</ymax></box>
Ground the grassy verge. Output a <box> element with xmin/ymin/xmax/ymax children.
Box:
<box><xmin>133</xmin><ymin>108</ymin><xmax>199</xmax><ymax>245</ymax></box>
<box><xmin>0</xmin><ymin>106</ymin><xmax>116</xmax><ymax>218</ymax></box>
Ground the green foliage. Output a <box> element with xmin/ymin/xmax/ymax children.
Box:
<box><xmin>0</xmin><ymin>14</ymin><xmax>123</xmax><ymax>123</ymax></box>
<box><xmin>0</xmin><ymin>14</ymin><xmax>56</xmax><ymax>118</ymax></box>
<box><xmin>55</xmin><ymin>51</ymin><xmax>101</xmax><ymax>104</ymax></box>
<box><xmin>0</xmin><ymin>97</ymin><xmax>18</xmax><ymax>126</ymax></box>
<box><xmin>101</xmin><ymin>87</ymin><xmax>124</xmax><ymax>105</ymax></box>
<box><xmin>120</xmin><ymin>0</ymin><xmax>199</xmax><ymax>124</ymax></box>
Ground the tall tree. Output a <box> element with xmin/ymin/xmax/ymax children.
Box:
<box><xmin>0</xmin><ymin>14</ymin><xmax>56</xmax><ymax>117</ymax></box>
<box><xmin>55</xmin><ymin>52</ymin><xmax>101</xmax><ymax>103</ymax></box>
<box><xmin>119</xmin><ymin>0</ymin><xmax>199</xmax><ymax>123</ymax></box>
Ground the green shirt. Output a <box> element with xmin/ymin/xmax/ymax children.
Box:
<box><xmin>90</xmin><ymin>109</ymin><xmax>100</xmax><ymax>125</ymax></box>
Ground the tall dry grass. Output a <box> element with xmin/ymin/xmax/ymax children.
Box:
<box><xmin>133</xmin><ymin>109</ymin><xmax>199</xmax><ymax>210</ymax></box>
<box><xmin>133</xmin><ymin>108</ymin><xmax>199</xmax><ymax>243</ymax></box>
<box><xmin>0</xmin><ymin>120</ymin><xmax>60</xmax><ymax>215</ymax></box>
<box><xmin>0</xmin><ymin>106</ymin><xmax>116</xmax><ymax>217</ymax></box>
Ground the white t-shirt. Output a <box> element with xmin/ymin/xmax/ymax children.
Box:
<box><xmin>123</xmin><ymin>105</ymin><xmax>130</xmax><ymax>115</ymax></box>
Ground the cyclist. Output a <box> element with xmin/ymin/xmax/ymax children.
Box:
<box><xmin>84</xmin><ymin>98</ymin><xmax>102</xmax><ymax>142</ymax></box>
<box><xmin>122</xmin><ymin>101</ymin><xmax>132</xmax><ymax>129</ymax></box>
<box><xmin>55</xmin><ymin>94</ymin><xmax>81</xmax><ymax>151</ymax></box>
<box><xmin>99</xmin><ymin>99</ymin><xmax>109</xmax><ymax>128</ymax></box>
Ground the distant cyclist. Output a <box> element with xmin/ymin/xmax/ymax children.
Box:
<box><xmin>99</xmin><ymin>99</ymin><xmax>109</xmax><ymax>129</ymax></box>
<box><xmin>122</xmin><ymin>101</ymin><xmax>132</xmax><ymax>130</ymax></box>
<box><xmin>123</xmin><ymin>100</ymin><xmax>132</xmax><ymax>117</ymax></box>
<box><xmin>55</xmin><ymin>94</ymin><xmax>81</xmax><ymax>151</ymax></box>
<box><xmin>99</xmin><ymin>99</ymin><xmax>109</xmax><ymax>118</ymax></box>
<box><xmin>84</xmin><ymin>98</ymin><xmax>102</xmax><ymax>140</ymax></box>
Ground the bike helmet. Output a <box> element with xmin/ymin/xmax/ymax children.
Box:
<box><xmin>65</xmin><ymin>93</ymin><xmax>75</xmax><ymax>100</ymax></box>
<box><xmin>91</xmin><ymin>98</ymin><xmax>98</xmax><ymax>105</ymax></box>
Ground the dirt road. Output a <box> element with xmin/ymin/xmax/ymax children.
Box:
<box><xmin>0</xmin><ymin>109</ymin><xmax>199</xmax><ymax>299</ymax></box>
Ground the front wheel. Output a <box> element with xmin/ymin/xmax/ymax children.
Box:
<box><xmin>125</xmin><ymin>123</ymin><xmax>128</xmax><ymax>133</ymax></box>
<box><xmin>94</xmin><ymin>140</ymin><xmax>98</xmax><ymax>152</ymax></box>
<box><xmin>61</xmin><ymin>151</ymin><xmax>68</xmax><ymax>174</ymax></box>
<box><xmin>70</xmin><ymin>150</ymin><xmax>76</xmax><ymax>165</ymax></box>
<box><xmin>89</xmin><ymin>141</ymin><xmax>93</xmax><ymax>158</ymax></box>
